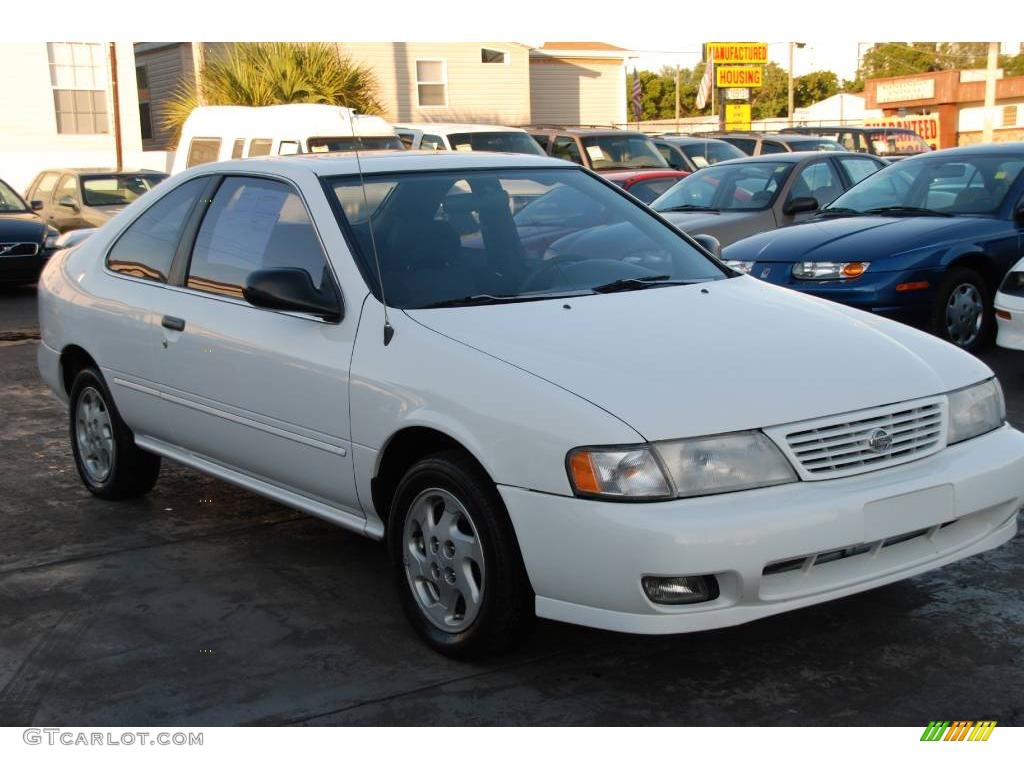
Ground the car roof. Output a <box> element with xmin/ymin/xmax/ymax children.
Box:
<box><xmin>179</xmin><ymin>150</ymin><xmax>572</xmax><ymax>178</ymax></box>
<box><xmin>654</xmin><ymin>135</ymin><xmax>733</xmax><ymax>145</ymax></box>
<box><xmin>393</xmin><ymin>123</ymin><xmax>529</xmax><ymax>134</ymax></box>
<box><xmin>711</xmin><ymin>150</ymin><xmax>866</xmax><ymax>166</ymax></box>
<box><xmin>33</xmin><ymin>168</ymin><xmax>167</xmax><ymax>176</ymax></box>
<box><xmin>525</xmin><ymin>127</ymin><xmax>647</xmax><ymax>137</ymax></box>
<box><xmin>914</xmin><ymin>142</ymin><xmax>1024</xmax><ymax>156</ymax></box>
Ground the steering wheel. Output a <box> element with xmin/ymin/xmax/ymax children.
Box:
<box><xmin>520</xmin><ymin>253</ymin><xmax>591</xmax><ymax>293</ymax></box>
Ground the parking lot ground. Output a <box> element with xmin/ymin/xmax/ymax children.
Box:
<box><xmin>1</xmin><ymin>296</ymin><xmax>1022</xmax><ymax>725</ymax></box>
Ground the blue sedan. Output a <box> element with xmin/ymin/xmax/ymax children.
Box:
<box><xmin>722</xmin><ymin>143</ymin><xmax>1024</xmax><ymax>351</ymax></box>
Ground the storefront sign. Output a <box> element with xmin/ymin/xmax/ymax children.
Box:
<box><xmin>725</xmin><ymin>103</ymin><xmax>752</xmax><ymax>131</ymax></box>
<box><xmin>864</xmin><ymin>114</ymin><xmax>942</xmax><ymax>147</ymax></box>
<box><xmin>875</xmin><ymin>78</ymin><xmax>935</xmax><ymax>104</ymax></box>
<box><xmin>717</xmin><ymin>66</ymin><xmax>763</xmax><ymax>88</ymax></box>
<box><xmin>706</xmin><ymin>42</ymin><xmax>769</xmax><ymax>64</ymax></box>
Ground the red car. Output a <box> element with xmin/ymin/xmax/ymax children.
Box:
<box><xmin>602</xmin><ymin>169</ymin><xmax>690</xmax><ymax>204</ymax></box>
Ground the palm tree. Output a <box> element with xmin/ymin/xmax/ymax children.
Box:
<box><xmin>163</xmin><ymin>42</ymin><xmax>383</xmax><ymax>146</ymax></box>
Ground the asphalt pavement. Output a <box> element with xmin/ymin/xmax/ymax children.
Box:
<box><xmin>1</xmin><ymin>291</ymin><xmax>1022</xmax><ymax>726</ymax></box>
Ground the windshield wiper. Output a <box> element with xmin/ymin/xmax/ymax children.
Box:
<box><xmin>592</xmin><ymin>275</ymin><xmax>700</xmax><ymax>294</ymax></box>
<box><xmin>415</xmin><ymin>292</ymin><xmax>584</xmax><ymax>309</ymax></box>
<box><xmin>862</xmin><ymin>206</ymin><xmax>953</xmax><ymax>217</ymax></box>
<box><xmin>813</xmin><ymin>206</ymin><xmax>864</xmax><ymax>219</ymax></box>
<box><xmin>657</xmin><ymin>204</ymin><xmax>720</xmax><ymax>213</ymax></box>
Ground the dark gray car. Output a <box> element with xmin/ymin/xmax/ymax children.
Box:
<box><xmin>25</xmin><ymin>169</ymin><xmax>167</xmax><ymax>233</ymax></box>
<box><xmin>651</xmin><ymin>135</ymin><xmax>746</xmax><ymax>172</ymax></box>
<box><xmin>651</xmin><ymin>152</ymin><xmax>886</xmax><ymax>247</ymax></box>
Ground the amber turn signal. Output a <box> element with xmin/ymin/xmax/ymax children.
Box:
<box><xmin>841</xmin><ymin>262</ymin><xmax>867</xmax><ymax>278</ymax></box>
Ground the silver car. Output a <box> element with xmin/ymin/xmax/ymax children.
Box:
<box><xmin>651</xmin><ymin>152</ymin><xmax>886</xmax><ymax>247</ymax></box>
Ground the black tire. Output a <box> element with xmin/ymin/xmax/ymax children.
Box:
<box><xmin>931</xmin><ymin>266</ymin><xmax>994</xmax><ymax>352</ymax></box>
<box><xmin>69</xmin><ymin>367</ymin><xmax>161</xmax><ymax>500</ymax></box>
<box><xmin>388</xmin><ymin>450</ymin><xmax>534</xmax><ymax>659</ymax></box>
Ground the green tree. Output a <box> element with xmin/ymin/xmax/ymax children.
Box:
<box><xmin>751</xmin><ymin>62</ymin><xmax>789</xmax><ymax>119</ymax></box>
<box><xmin>163</xmin><ymin>42</ymin><xmax>383</xmax><ymax>146</ymax></box>
<box><xmin>794</xmin><ymin>70</ymin><xmax>839</xmax><ymax>107</ymax></box>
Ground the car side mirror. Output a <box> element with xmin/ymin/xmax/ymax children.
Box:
<box><xmin>242</xmin><ymin>268</ymin><xmax>342</xmax><ymax>322</ymax></box>
<box><xmin>691</xmin><ymin>233</ymin><xmax>722</xmax><ymax>259</ymax></box>
<box><xmin>31</xmin><ymin>199</ymin><xmax>43</xmax><ymax>211</ymax></box>
<box><xmin>783</xmin><ymin>196</ymin><xmax>819</xmax><ymax>215</ymax></box>
<box><xmin>57</xmin><ymin>195</ymin><xmax>79</xmax><ymax>211</ymax></box>
<box><xmin>1015</xmin><ymin>201</ymin><xmax>1024</xmax><ymax>221</ymax></box>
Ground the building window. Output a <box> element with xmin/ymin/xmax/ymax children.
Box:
<box><xmin>136</xmin><ymin>65</ymin><xmax>152</xmax><ymax>140</ymax></box>
<box><xmin>481</xmin><ymin>48</ymin><xmax>507</xmax><ymax>64</ymax></box>
<box><xmin>1003</xmin><ymin>105</ymin><xmax>1021</xmax><ymax>128</ymax></box>
<box><xmin>415</xmin><ymin>60</ymin><xmax>447</xmax><ymax>107</ymax></box>
<box><xmin>48</xmin><ymin>42</ymin><xmax>109</xmax><ymax>134</ymax></box>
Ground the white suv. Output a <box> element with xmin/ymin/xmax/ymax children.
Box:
<box><xmin>37</xmin><ymin>151</ymin><xmax>1024</xmax><ymax>657</ymax></box>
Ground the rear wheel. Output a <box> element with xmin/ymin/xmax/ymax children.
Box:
<box><xmin>389</xmin><ymin>451</ymin><xmax>534</xmax><ymax>658</ymax></box>
<box><xmin>69</xmin><ymin>367</ymin><xmax>161</xmax><ymax>499</ymax></box>
<box><xmin>931</xmin><ymin>267</ymin><xmax>993</xmax><ymax>352</ymax></box>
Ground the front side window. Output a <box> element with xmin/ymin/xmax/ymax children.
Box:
<box><xmin>187</xmin><ymin>177</ymin><xmax>332</xmax><ymax>302</ymax></box>
<box><xmin>415</xmin><ymin>60</ymin><xmax>447</xmax><ymax>107</ymax></box>
<box><xmin>106</xmin><ymin>177</ymin><xmax>207</xmax><ymax>283</ymax></box>
<box><xmin>724</xmin><ymin>137</ymin><xmax>757</xmax><ymax>155</ymax></box>
<box><xmin>580</xmin><ymin>135</ymin><xmax>668</xmax><ymax>170</ymax></box>
<box><xmin>787</xmin><ymin>160</ymin><xmax>843</xmax><ymax>209</ymax></box>
<box><xmin>760</xmin><ymin>141</ymin><xmax>787</xmax><ymax>155</ymax></box>
<box><xmin>551</xmin><ymin>137</ymin><xmax>582</xmax><ymax>164</ymax></box>
<box><xmin>48</xmin><ymin>42</ymin><xmax>109</xmax><ymax>134</ymax></box>
<box><xmin>56</xmin><ymin>175</ymin><xmax>79</xmax><ymax>203</ymax></box>
<box><xmin>627</xmin><ymin>177</ymin><xmax>683</xmax><ymax>205</ymax></box>
<box><xmin>0</xmin><ymin>179</ymin><xmax>29</xmax><ymax>213</ymax></box>
<box><xmin>327</xmin><ymin>168</ymin><xmax>726</xmax><ymax>309</ymax></box>
<box><xmin>447</xmin><ymin>132</ymin><xmax>545</xmax><ymax>156</ymax></box>
<box><xmin>32</xmin><ymin>172</ymin><xmax>62</xmax><ymax>202</ymax></box>
<box><xmin>81</xmin><ymin>174</ymin><xmax>165</xmax><ymax>206</ymax></box>
<box><xmin>653</xmin><ymin>162</ymin><xmax>794</xmax><ymax>213</ymax></box>
<box><xmin>187</xmin><ymin>138</ymin><xmax>221</xmax><ymax>167</ymax></box>
<box><xmin>838</xmin><ymin>156</ymin><xmax>884</xmax><ymax>185</ymax></box>
<box><xmin>420</xmin><ymin>135</ymin><xmax>445</xmax><ymax>151</ymax></box>
<box><xmin>827</xmin><ymin>154</ymin><xmax>1024</xmax><ymax>215</ymax></box>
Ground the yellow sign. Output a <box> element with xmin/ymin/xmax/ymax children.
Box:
<box><xmin>707</xmin><ymin>42</ymin><xmax>769</xmax><ymax>64</ymax></box>
<box><xmin>717</xmin><ymin>66</ymin><xmax>763</xmax><ymax>88</ymax></box>
<box><xmin>725</xmin><ymin>103</ymin><xmax>751</xmax><ymax>131</ymax></box>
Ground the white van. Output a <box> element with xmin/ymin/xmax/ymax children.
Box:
<box><xmin>393</xmin><ymin>123</ymin><xmax>546</xmax><ymax>156</ymax></box>
<box><xmin>172</xmin><ymin>104</ymin><xmax>403</xmax><ymax>174</ymax></box>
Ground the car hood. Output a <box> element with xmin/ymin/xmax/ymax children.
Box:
<box><xmin>659</xmin><ymin>210</ymin><xmax>757</xmax><ymax>235</ymax></box>
<box><xmin>725</xmin><ymin>214</ymin><xmax>1002</xmax><ymax>263</ymax></box>
<box><xmin>406</xmin><ymin>276</ymin><xmax>990</xmax><ymax>441</ymax></box>
<box><xmin>0</xmin><ymin>212</ymin><xmax>46</xmax><ymax>239</ymax></box>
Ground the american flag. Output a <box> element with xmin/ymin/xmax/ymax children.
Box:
<box><xmin>695</xmin><ymin>52</ymin><xmax>714</xmax><ymax>110</ymax></box>
<box><xmin>631</xmin><ymin>67</ymin><xmax>642</xmax><ymax>121</ymax></box>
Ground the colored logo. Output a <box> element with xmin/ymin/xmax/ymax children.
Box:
<box><xmin>920</xmin><ymin>721</ymin><xmax>997</xmax><ymax>741</ymax></box>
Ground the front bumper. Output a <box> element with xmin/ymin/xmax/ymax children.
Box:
<box><xmin>995</xmin><ymin>293</ymin><xmax>1024</xmax><ymax>351</ymax></box>
<box><xmin>500</xmin><ymin>425</ymin><xmax>1024</xmax><ymax>634</ymax></box>
<box><xmin>0</xmin><ymin>252</ymin><xmax>50</xmax><ymax>284</ymax></box>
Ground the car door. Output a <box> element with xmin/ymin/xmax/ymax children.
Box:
<box><xmin>51</xmin><ymin>174</ymin><xmax>84</xmax><ymax>231</ymax></box>
<box><xmin>150</xmin><ymin>173</ymin><xmax>361</xmax><ymax>514</ymax></box>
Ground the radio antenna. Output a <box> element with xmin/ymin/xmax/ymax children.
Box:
<box><xmin>343</xmin><ymin>100</ymin><xmax>393</xmax><ymax>345</ymax></box>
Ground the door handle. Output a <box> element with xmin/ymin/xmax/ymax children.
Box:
<box><xmin>161</xmin><ymin>315</ymin><xmax>186</xmax><ymax>332</ymax></box>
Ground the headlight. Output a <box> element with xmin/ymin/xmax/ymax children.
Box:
<box><xmin>724</xmin><ymin>260</ymin><xmax>754</xmax><ymax>274</ymax></box>
<box><xmin>44</xmin><ymin>226</ymin><xmax>60</xmax><ymax>250</ymax></box>
<box><xmin>1000</xmin><ymin>270</ymin><xmax>1024</xmax><ymax>298</ymax></box>
<box><xmin>567</xmin><ymin>431</ymin><xmax>796</xmax><ymax>501</ymax></box>
<box><xmin>947</xmin><ymin>379</ymin><xmax>1005</xmax><ymax>445</ymax></box>
<box><xmin>792</xmin><ymin>261</ymin><xmax>869</xmax><ymax>280</ymax></box>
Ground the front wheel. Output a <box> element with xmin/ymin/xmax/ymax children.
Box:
<box><xmin>931</xmin><ymin>267</ymin><xmax>994</xmax><ymax>352</ymax></box>
<box><xmin>389</xmin><ymin>451</ymin><xmax>534</xmax><ymax>658</ymax></box>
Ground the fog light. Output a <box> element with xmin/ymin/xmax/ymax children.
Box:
<box><xmin>641</xmin><ymin>575</ymin><xmax>719</xmax><ymax>605</ymax></box>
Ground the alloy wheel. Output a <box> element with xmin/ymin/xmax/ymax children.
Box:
<box><xmin>75</xmin><ymin>386</ymin><xmax>115</xmax><ymax>483</ymax></box>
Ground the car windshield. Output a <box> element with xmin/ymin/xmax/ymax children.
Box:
<box><xmin>307</xmin><ymin>135</ymin><xmax>405</xmax><ymax>152</ymax></box>
<box><xmin>784</xmin><ymin>138</ymin><xmax>845</xmax><ymax>152</ymax></box>
<box><xmin>446</xmin><ymin>132</ymin><xmax>547</xmax><ymax>156</ymax></box>
<box><xmin>652</xmin><ymin>161</ymin><xmax>795</xmax><ymax>212</ymax></box>
<box><xmin>0</xmin><ymin>178</ymin><xmax>29</xmax><ymax>212</ymax></box>
<box><xmin>867</xmin><ymin>129</ymin><xmax>930</xmax><ymax>155</ymax></box>
<box><xmin>678</xmin><ymin>140</ymin><xmax>746</xmax><ymax>168</ymax></box>
<box><xmin>581</xmin><ymin>135</ymin><xmax>669</xmax><ymax>170</ymax></box>
<box><xmin>327</xmin><ymin>167</ymin><xmax>726</xmax><ymax>308</ymax></box>
<box><xmin>825</xmin><ymin>153</ymin><xmax>1024</xmax><ymax>215</ymax></box>
<box><xmin>81</xmin><ymin>174</ymin><xmax>166</xmax><ymax>207</ymax></box>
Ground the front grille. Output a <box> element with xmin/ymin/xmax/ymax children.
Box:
<box><xmin>773</xmin><ymin>399</ymin><xmax>945</xmax><ymax>480</ymax></box>
<box><xmin>0</xmin><ymin>242</ymin><xmax>40</xmax><ymax>257</ymax></box>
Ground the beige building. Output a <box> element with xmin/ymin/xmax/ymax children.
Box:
<box><xmin>0</xmin><ymin>42</ymin><xmax>148</xmax><ymax>192</ymax></box>
<box><xmin>134</xmin><ymin>41</ymin><xmax>629</xmax><ymax>151</ymax></box>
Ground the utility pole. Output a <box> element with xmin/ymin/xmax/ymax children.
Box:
<box><xmin>675</xmin><ymin>64</ymin><xmax>681</xmax><ymax>126</ymax></box>
<box><xmin>982</xmin><ymin>42</ymin><xmax>999</xmax><ymax>143</ymax></box>
<box><xmin>787</xmin><ymin>42</ymin><xmax>805</xmax><ymax>126</ymax></box>
<box><xmin>108</xmin><ymin>42</ymin><xmax>123</xmax><ymax>171</ymax></box>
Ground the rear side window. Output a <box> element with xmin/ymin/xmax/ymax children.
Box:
<box><xmin>726</xmin><ymin>137</ymin><xmax>756</xmax><ymax>155</ymax></box>
<box><xmin>186</xmin><ymin>138</ymin><xmax>221</xmax><ymax>168</ymax></box>
<box><xmin>248</xmin><ymin>139</ymin><xmax>272</xmax><ymax>157</ymax></box>
<box><xmin>551</xmin><ymin>136</ymin><xmax>582</xmax><ymax>164</ymax></box>
<box><xmin>186</xmin><ymin>177</ymin><xmax>332</xmax><ymax>301</ymax></box>
<box><xmin>231</xmin><ymin>139</ymin><xmax>245</xmax><ymax>159</ymax></box>
<box><xmin>106</xmin><ymin>178</ymin><xmax>207</xmax><ymax>283</ymax></box>
<box><xmin>760</xmin><ymin>141</ymin><xmax>787</xmax><ymax>155</ymax></box>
